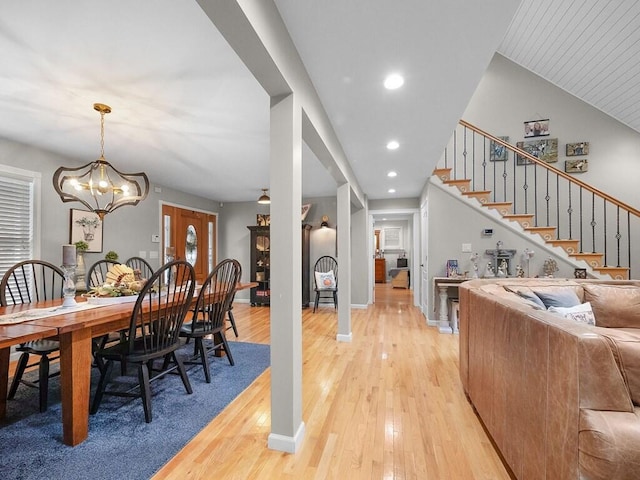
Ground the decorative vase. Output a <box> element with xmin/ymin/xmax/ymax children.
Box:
<box><xmin>75</xmin><ymin>251</ymin><xmax>87</xmax><ymax>292</ymax></box>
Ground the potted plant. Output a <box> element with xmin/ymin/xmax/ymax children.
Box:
<box><xmin>105</xmin><ymin>251</ymin><xmax>119</xmax><ymax>262</ymax></box>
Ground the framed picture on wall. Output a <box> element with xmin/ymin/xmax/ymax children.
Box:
<box><xmin>566</xmin><ymin>142</ymin><xmax>589</xmax><ymax>156</ymax></box>
<box><xmin>524</xmin><ymin>119</ymin><xmax>549</xmax><ymax>138</ymax></box>
<box><xmin>382</xmin><ymin>227</ymin><xmax>403</xmax><ymax>250</ymax></box>
<box><xmin>69</xmin><ymin>209</ymin><xmax>103</xmax><ymax>253</ymax></box>
<box><xmin>490</xmin><ymin>136</ymin><xmax>509</xmax><ymax>161</ymax></box>
<box><xmin>565</xmin><ymin>159</ymin><xmax>588</xmax><ymax>173</ymax></box>
<box><xmin>516</xmin><ymin>138</ymin><xmax>558</xmax><ymax>164</ymax></box>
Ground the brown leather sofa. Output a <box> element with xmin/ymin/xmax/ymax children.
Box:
<box><xmin>459</xmin><ymin>278</ymin><xmax>640</xmax><ymax>480</ymax></box>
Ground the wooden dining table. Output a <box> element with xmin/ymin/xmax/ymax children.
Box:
<box><xmin>0</xmin><ymin>282</ymin><xmax>256</xmax><ymax>447</ymax></box>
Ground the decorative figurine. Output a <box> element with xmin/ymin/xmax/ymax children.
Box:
<box><xmin>470</xmin><ymin>252</ymin><xmax>479</xmax><ymax>279</ymax></box>
<box><xmin>484</xmin><ymin>262</ymin><xmax>495</xmax><ymax>278</ymax></box>
<box><xmin>497</xmin><ymin>259</ymin><xmax>508</xmax><ymax>277</ymax></box>
<box><xmin>515</xmin><ymin>264</ymin><xmax>525</xmax><ymax>278</ymax></box>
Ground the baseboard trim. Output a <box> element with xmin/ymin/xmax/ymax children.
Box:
<box><xmin>268</xmin><ymin>421</ymin><xmax>306</xmax><ymax>453</ymax></box>
<box><xmin>351</xmin><ymin>303</ymin><xmax>368</xmax><ymax>309</ymax></box>
<box><xmin>336</xmin><ymin>332</ymin><xmax>353</xmax><ymax>342</ymax></box>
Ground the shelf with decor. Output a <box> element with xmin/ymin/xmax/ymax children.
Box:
<box><xmin>247</xmin><ymin>224</ymin><xmax>311</xmax><ymax>307</ymax></box>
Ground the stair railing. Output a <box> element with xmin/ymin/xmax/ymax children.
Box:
<box><xmin>438</xmin><ymin>119</ymin><xmax>640</xmax><ymax>279</ymax></box>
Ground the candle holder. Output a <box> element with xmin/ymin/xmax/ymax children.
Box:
<box><xmin>61</xmin><ymin>265</ymin><xmax>77</xmax><ymax>307</ymax></box>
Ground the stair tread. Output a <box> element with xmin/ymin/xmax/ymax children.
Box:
<box><xmin>462</xmin><ymin>190</ymin><xmax>491</xmax><ymax>195</ymax></box>
<box><xmin>444</xmin><ymin>179</ymin><xmax>470</xmax><ymax>184</ymax></box>
<box><xmin>525</xmin><ymin>226</ymin><xmax>556</xmax><ymax>230</ymax></box>
<box><xmin>504</xmin><ymin>213</ymin><xmax>534</xmax><ymax>218</ymax></box>
<box><xmin>485</xmin><ymin>202</ymin><xmax>512</xmax><ymax>206</ymax></box>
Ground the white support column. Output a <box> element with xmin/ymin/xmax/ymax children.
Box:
<box><xmin>336</xmin><ymin>183</ymin><xmax>352</xmax><ymax>342</ymax></box>
<box><xmin>268</xmin><ymin>93</ymin><xmax>305</xmax><ymax>453</ymax></box>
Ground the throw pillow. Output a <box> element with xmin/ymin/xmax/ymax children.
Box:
<box><xmin>548</xmin><ymin>302</ymin><xmax>596</xmax><ymax>325</ymax></box>
<box><xmin>515</xmin><ymin>290</ymin><xmax>546</xmax><ymax>309</ymax></box>
<box><xmin>583</xmin><ymin>284</ymin><xmax>640</xmax><ymax>328</ymax></box>
<box><xmin>315</xmin><ymin>270</ymin><xmax>336</xmax><ymax>290</ymax></box>
<box><xmin>531</xmin><ymin>288</ymin><xmax>582</xmax><ymax>309</ymax></box>
<box><xmin>502</xmin><ymin>285</ymin><xmax>546</xmax><ymax>309</ymax></box>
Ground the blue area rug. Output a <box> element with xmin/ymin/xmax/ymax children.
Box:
<box><xmin>0</xmin><ymin>341</ymin><xmax>270</xmax><ymax>480</ymax></box>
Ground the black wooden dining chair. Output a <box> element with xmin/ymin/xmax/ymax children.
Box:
<box><xmin>313</xmin><ymin>256</ymin><xmax>338</xmax><ymax>313</ymax></box>
<box><xmin>86</xmin><ymin>259</ymin><xmax>119</xmax><ymax>288</ymax></box>
<box><xmin>0</xmin><ymin>260</ymin><xmax>64</xmax><ymax>412</ymax></box>
<box><xmin>125</xmin><ymin>256</ymin><xmax>154</xmax><ymax>280</ymax></box>
<box><xmin>90</xmin><ymin>260</ymin><xmax>195</xmax><ymax>423</ymax></box>
<box><xmin>225</xmin><ymin>262</ymin><xmax>242</xmax><ymax>338</ymax></box>
<box><xmin>180</xmin><ymin>259</ymin><xmax>241</xmax><ymax>383</ymax></box>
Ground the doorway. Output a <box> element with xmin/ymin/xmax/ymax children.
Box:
<box><xmin>162</xmin><ymin>204</ymin><xmax>217</xmax><ymax>284</ymax></box>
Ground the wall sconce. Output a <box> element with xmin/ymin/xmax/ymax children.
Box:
<box><xmin>320</xmin><ymin>215</ymin><xmax>330</xmax><ymax>228</ymax></box>
<box><xmin>257</xmin><ymin>188</ymin><xmax>271</xmax><ymax>205</ymax></box>
<box><xmin>52</xmin><ymin>103</ymin><xmax>149</xmax><ymax>220</ymax></box>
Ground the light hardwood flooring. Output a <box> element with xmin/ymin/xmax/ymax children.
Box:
<box><xmin>153</xmin><ymin>284</ymin><xmax>510</xmax><ymax>479</ymax></box>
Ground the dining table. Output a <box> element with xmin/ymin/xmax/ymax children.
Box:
<box><xmin>0</xmin><ymin>281</ymin><xmax>257</xmax><ymax>447</ymax></box>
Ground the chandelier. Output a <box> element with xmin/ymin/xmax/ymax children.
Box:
<box><xmin>53</xmin><ymin>103</ymin><xmax>149</xmax><ymax>220</ymax></box>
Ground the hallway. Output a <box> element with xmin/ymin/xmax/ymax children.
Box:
<box><xmin>155</xmin><ymin>284</ymin><xmax>509</xmax><ymax>479</ymax></box>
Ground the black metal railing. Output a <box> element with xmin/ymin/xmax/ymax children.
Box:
<box><xmin>437</xmin><ymin>120</ymin><xmax>640</xmax><ymax>279</ymax></box>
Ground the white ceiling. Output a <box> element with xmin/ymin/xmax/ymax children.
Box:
<box><xmin>498</xmin><ymin>0</ymin><xmax>640</xmax><ymax>135</ymax></box>
<box><xmin>2</xmin><ymin>1</ymin><xmax>637</xmax><ymax>207</ymax></box>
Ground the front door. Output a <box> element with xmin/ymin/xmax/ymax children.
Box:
<box><xmin>162</xmin><ymin>204</ymin><xmax>216</xmax><ymax>284</ymax></box>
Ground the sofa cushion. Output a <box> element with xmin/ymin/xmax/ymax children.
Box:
<box><xmin>548</xmin><ymin>302</ymin><xmax>596</xmax><ymax>325</ymax></box>
<box><xmin>579</xmin><ymin>408</ymin><xmax>640</xmax><ymax>480</ymax></box>
<box><xmin>595</xmin><ymin>328</ymin><xmax>640</xmax><ymax>406</ymax></box>
<box><xmin>583</xmin><ymin>284</ymin><xmax>640</xmax><ymax>328</ymax></box>
<box><xmin>532</xmin><ymin>287</ymin><xmax>582</xmax><ymax>309</ymax></box>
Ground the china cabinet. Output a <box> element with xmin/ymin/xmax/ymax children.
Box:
<box><xmin>247</xmin><ymin>224</ymin><xmax>311</xmax><ymax>307</ymax></box>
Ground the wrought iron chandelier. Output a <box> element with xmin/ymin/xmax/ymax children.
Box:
<box><xmin>53</xmin><ymin>103</ymin><xmax>149</xmax><ymax>220</ymax></box>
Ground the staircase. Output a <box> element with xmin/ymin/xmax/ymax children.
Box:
<box><xmin>434</xmin><ymin>120</ymin><xmax>640</xmax><ymax>280</ymax></box>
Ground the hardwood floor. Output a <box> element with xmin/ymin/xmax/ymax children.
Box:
<box><xmin>153</xmin><ymin>285</ymin><xmax>510</xmax><ymax>479</ymax></box>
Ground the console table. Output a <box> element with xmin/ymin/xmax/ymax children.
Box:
<box><xmin>433</xmin><ymin>277</ymin><xmax>469</xmax><ymax>334</ymax></box>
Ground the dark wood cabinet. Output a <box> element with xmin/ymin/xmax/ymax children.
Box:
<box><xmin>247</xmin><ymin>224</ymin><xmax>312</xmax><ymax>307</ymax></box>
<box><xmin>375</xmin><ymin>258</ymin><xmax>386</xmax><ymax>283</ymax></box>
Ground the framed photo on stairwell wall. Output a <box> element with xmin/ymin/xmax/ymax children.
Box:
<box><xmin>490</xmin><ymin>136</ymin><xmax>509</xmax><ymax>161</ymax></box>
<box><xmin>524</xmin><ymin>119</ymin><xmax>549</xmax><ymax>138</ymax></box>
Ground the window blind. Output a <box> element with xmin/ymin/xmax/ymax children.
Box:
<box><xmin>0</xmin><ymin>175</ymin><xmax>33</xmax><ymax>281</ymax></box>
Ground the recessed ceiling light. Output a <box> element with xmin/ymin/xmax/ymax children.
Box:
<box><xmin>388</xmin><ymin>188</ymin><xmax>396</xmax><ymax>194</ymax></box>
<box><xmin>387</xmin><ymin>171</ymin><xmax>397</xmax><ymax>177</ymax></box>
<box><xmin>384</xmin><ymin>73</ymin><xmax>404</xmax><ymax>90</ymax></box>
<box><xmin>386</xmin><ymin>140</ymin><xmax>399</xmax><ymax>150</ymax></box>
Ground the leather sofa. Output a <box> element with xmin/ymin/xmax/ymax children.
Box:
<box><xmin>458</xmin><ymin>278</ymin><xmax>640</xmax><ymax>480</ymax></box>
